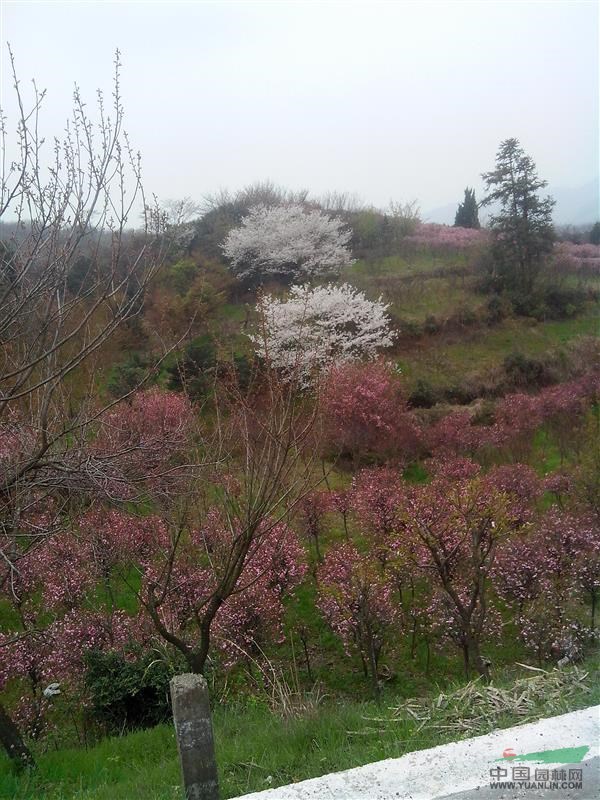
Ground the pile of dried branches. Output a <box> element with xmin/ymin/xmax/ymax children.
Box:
<box><xmin>387</xmin><ymin>666</ymin><xmax>592</xmax><ymax>736</ymax></box>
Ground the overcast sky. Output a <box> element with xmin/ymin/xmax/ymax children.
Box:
<box><xmin>1</xmin><ymin>0</ymin><xmax>598</xmax><ymax>219</ymax></box>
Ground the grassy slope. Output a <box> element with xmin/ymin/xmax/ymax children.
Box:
<box><xmin>397</xmin><ymin>313</ymin><xmax>598</xmax><ymax>389</ymax></box>
<box><xmin>343</xmin><ymin>254</ymin><xmax>597</xmax><ymax>390</ymax></box>
<box><xmin>2</xmin><ymin>249</ymin><xmax>598</xmax><ymax>799</ymax></box>
<box><xmin>3</xmin><ymin>658</ymin><xmax>598</xmax><ymax>800</ymax></box>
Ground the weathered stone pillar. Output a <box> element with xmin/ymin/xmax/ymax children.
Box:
<box><xmin>170</xmin><ymin>674</ymin><xmax>219</xmax><ymax>800</ymax></box>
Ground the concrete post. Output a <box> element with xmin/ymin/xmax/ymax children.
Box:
<box><xmin>170</xmin><ymin>673</ymin><xmax>220</xmax><ymax>800</ymax></box>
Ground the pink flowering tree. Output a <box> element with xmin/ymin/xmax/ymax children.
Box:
<box><xmin>426</xmin><ymin>409</ymin><xmax>499</xmax><ymax>458</ymax></box>
<box><xmin>538</xmin><ymin>377</ymin><xmax>598</xmax><ymax>463</ymax></box>
<box><xmin>542</xmin><ymin>471</ymin><xmax>574</xmax><ymax>509</ymax></box>
<box><xmin>321</xmin><ymin>361</ymin><xmax>421</xmax><ymax>466</ymax></box>
<box><xmin>485</xmin><ymin>464</ymin><xmax>542</xmax><ymax>523</ymax></box>
<box><xmin>492</xmin><ymin>393</ymin><xmax>546</xmax><ymax>461</ymax></box>
<box><xmin>328</xmin><ymin>489</ymin><xmax>352</xmax><ymax>540</ymax></box>
<box><xmin>297</xmin><ymin>490</ymin><xmax>331</xmax><ymax>562</ymax></box>
<box><xmin>572</xmin><ymin>518</ymin><xmax>600</xmax><ymax>630</ymax></box>
<box><xmin>317</xmin><ymin>542</ymin><xmax>398</xmax><ymax>697</ymax></box>
<box><xmin>350</xmin><ymin>467</ymin><xmax>404</xmax><ymax>566</ymax></box>
<box><xmin>398</xmin><ymin>459</ymin><xmax>527</xmax><ymax>678</ymax></box>
<box><xmin>139</xmin><ymin>510</ymin><xmax>307</xmax><ymax>673</ymax></box>
<box><xmin>93</xmin><ymin>388</ymin><xmax>197</xmax><ymax>500</ymax></box>
<box><xmin>493</xmin><ymin>509</ymin><xmax>600</xmax><ymax>662</ymax></box>
<box><xmin>0</xmin><ymin>509</ymin><xmax>162</xmax><ymax>739</ymax></box>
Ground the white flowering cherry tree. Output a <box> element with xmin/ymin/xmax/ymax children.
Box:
<box><xmin>249</xmin><ymin>283</ymin><xmax>396</xmax><ymax>382</ymax></box>
<box><xmin>221</xmin><ymin>204</ymin><xmax>354</xmax><ymax>285</ymax></box>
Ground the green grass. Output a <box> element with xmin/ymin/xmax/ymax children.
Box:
<box><xmin>396</xmin><ymin>310</ymin><xmax>598</xmax><ymax>389</ymax></box>
<box><xmin>347</xmin><ymin>254</ymin><xmax>471</xmax><ymax>280</ymax></box>
<box><xmin>346</xmin><ymin>255</ymin><xmax>484</xmax><ymax>322</ymax></box>
<box><xmin>344</xmin><ymin>254</ymin><xmax>597</xmax><ymax>389</ymax></box>
<box><xmin>3</xmin><ymin>656</ymin><xmax>598</xmax><ymax>800</ymax></box>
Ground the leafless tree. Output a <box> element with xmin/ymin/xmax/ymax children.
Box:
<box><xmin>0</xmin><ymin>48</ymin><xmax>168</xmax><ymax>768</ymax></box>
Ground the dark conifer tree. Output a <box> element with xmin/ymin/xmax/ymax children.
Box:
<box><xmin>481</xmin><ymin>138</ymin><xmax>555</xmax><ymax>293</ymax></box>
<box><xmin>454</xmin><ymin>187</ymin><xmax>480</xmax><ymax>229</ymax></box>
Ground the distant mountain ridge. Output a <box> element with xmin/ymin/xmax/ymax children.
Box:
<box><xmin>425</xmin><ymin>179</ymin><xmax>599</xmax><ymax>227</ymax></box>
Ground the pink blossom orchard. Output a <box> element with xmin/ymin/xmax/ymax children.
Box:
<box><xmin>0</xmin><ymin>507</ymin><xmax>167</xmax><ymax>734</ymax></box>
<box><xmin>395</xmin><ymin>459</ymin><xmax>525</xmax><ymax>679</ymax></box>
<box><xmin>1</xmin><ymin>361</ymin><xmax>599</xmax><ymax>740</ymax></box>
<box><xmin>318</xmin><ymin>457</ymin><xmax>569</xmax><ymax>684</ymax></box>
<box><xmin>427</xmin><ymin>373</ymin><xmax>598</xmax><ymax>459</ymax></box>
<box><xmin>554</xmin><ymin>241</ymin><xmax>600</xmax><ymax>275</ymax></box>
<box><xmin>0</xmin><ymin>505</ymin><xmax>308</xmax><ymax>732</ymax></box>
<box><xmin>405</xmin><ymin>223</ymin><xmax>488</xmax><ymax>252</ymax></box>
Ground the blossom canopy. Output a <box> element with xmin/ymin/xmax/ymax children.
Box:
<box><xmin>249</xmin><ymin>283</ymin><xmax>396</xmax><ymax>381</ymax></box>
<box><xmin>221</xmin><ymin>203</ymin><xmax>354</xmax><ymax>284</ymax></box>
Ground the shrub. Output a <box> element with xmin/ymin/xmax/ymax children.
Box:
<box><xmin>454</xmin><ymin>306</ymin><xmax>479</xmax><ymax>327</ymax></box>
<box><xmin>510</xmin><ymin>287</ymin><xmax>587</xmax><ymax>320</ymax></box>
<box><xmin>107</xmin><ymin>353</ymin><xmax>155</xmax><ymax>398</ymax></box>
<box><xmin>443</xmin><ymin>383</ymin><xmax>480</xmax><ymax>405</ymax></box>
<box><xmin>502</xmin><ymin>352</ymin><xmax>557</xmax><ymax>390</ymax></box>
<box><xmin>408</xmin><ymin>379</ymin><xmax>440</xmax><ymax>409</ymax></box>
<box><xmin>423</xmin><ymin>315</ymin><xmax>441</xmax><ymax>335</ymax></box>
<box><xmin>84</xmin><ymin>649</ymin><xmax>176</xmax><ymax>734</ymax></box>
<box><xmin>486</xmin><ymin>294</ymin><xmax>512</xmax><ymax>324</ymax></box>
<box><xmin>167</xmin><ymin>336</ymin><xmax>217</xmax><ymax>399</ymax></box>
<box><xmin>397</xmin><ymin>319</ymin><xmax>424</xmax><ymax>339</ymax></box>
<box><xmin>543</xmin><ymin>287</ymin><xmax>587</xmax><ymax>319</ymax></box>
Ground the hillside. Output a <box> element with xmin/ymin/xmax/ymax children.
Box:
<box><xmin>1</xmin><ymin>202</ymin><xmax>599</xmax><ymax>799</ymax></box>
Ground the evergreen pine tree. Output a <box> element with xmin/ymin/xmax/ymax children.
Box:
<box><xmin>454</xmin><ymin>187</ymin><xmax>480</xmax><ymax>229</ymax></box>
<box><xmin>589</xmin><ymin>222</ymin><xmax>600</xmax><ymax>245</ymax></box>
<box><xmin>481</xmin><ymin>138</ymin><xmax>555</xmax><ymax>293</ymax></box>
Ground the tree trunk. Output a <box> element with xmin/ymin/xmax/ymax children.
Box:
<box><xmin>359</xmin><ymin>650</ymin><xmax>368</xmax><ymax>679</ymax></box>
<box><xmin>462</xmin><ymin>641</ymin><xmax>470</xmax><ymax>679</ymax></box>
<box><xmin>0</xmin><ymin>702</ymin><xmax>34</xmax><ymax>770</ymax></box>
<box><xmin>410</xmin><ymin>618</ymin><xmax>417</xmax><ymax>660</ymax></box>
<box><xmin>300</xmin><ymin>631</ymin><xmax>314</xmax><ymax>684</ymax></box>
<box><xmin>465</xmin><ymin>635</ymin><xmax>490</xmax><ymax>681</ymax></box>
<box><xmin>313</xmin><ymin>533</ymin><xmax>322</xmax><ymax>563</ymax></box>
<box><xmin>342</xmin><ymin>512</ymin><xmax>350</xmax><ymax>542</ymax></box>
<box><xmin>187</xmin><ymin>648</ymin><xmax>207</xmax><ymax>675</ymax></box>
<box><xmin>365</xmin><ymin>632</ymin><xmax>380</xmax><ymax>702</ymax></box>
